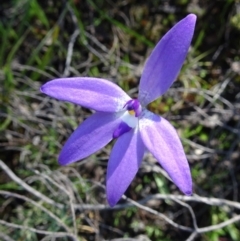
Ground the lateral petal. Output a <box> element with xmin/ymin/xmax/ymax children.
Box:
<box><xmin>59</xmin><ymin>112</ymin><xmax>122</xmax><ymax>165</ymax></box>
<box><xmin>139</xmin><ymin>14</ymin><xmax>196</xmax><ymax>106</ymax></box>
<box><xmin>107</xmin><ymin>129</ymin><xmax>145</xmax><ymax>207</ymax></box>
<box><xmin>41</xmin><ymin>77</ymin><xmax>131</xmax><ymax>112</ymax></box>
<box><xmin>139</xmin><ymin>110</ymin><xmax>192</xmax><ymax>195</ymax></box>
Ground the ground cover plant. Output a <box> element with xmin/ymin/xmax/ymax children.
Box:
<box><xmin>1</xmin><ymin>0</ymin><xmax>240</xmax><ymax>240</ymax></box>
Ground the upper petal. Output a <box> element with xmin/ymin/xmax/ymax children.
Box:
<box><xmin>59</xmin><ymin>112</ymin><xmax>122</xmax><ymax>165</ymax></box>
<box><xmin>138</xmin><ymin>14</ymin><xmax>196</xmax><ymax>106</ymax></box>
<box><xmin>41</xmin><ymin>77</ymin><xmax>131</xmax><ymax>112</ymax></box>
<box><xmin>107</xmin><ymin>129</ymin><xmax>145</xmax><ymax>207</ymax></box>
<box><xmin>139</xmin><ymin>110</ymin><xmax>192</xmax><ymax>195</ymax></box>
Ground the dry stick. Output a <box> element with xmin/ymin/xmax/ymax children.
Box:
<box><xmin>0</xmin><ymin>160</ymin><xmax>63</xmax><ymax>208</ymax></box>
<box><xmin>2</xmin><ymin>160</ymin><xmax>240</xmax><ymax>234</ymax></box>
<box><xmin>1</xmin><ymin>160</ymin><xmax>193</xmax><ymax>233</ymax></box>
<box><xmin>169</xmin><ymin>87</ymin><xmax>234</xmax><ymax>109</ymax></box>
<box><xmin>49</xmin><ymin>170</ymin><xmax>79</xmax><ymax>236</ymax></box>
<box><xmin>27</xmin><ymin>175</ymin><xmax>59</xmax><ymax>196</ymax></box>
<box><xmin>63</xmin><ymin>28</ymin><xmax>80</xmax><ymax>77</ymax></box>
<box><xmin>0</xmin><ymin>232</ymin><xmax>15</xmax><ymax>241</ymax></box>
<box><xmin>0</xmin><ymin>220</ymin><xmax>78</xmax><ymax>241</ymax></box>
<box><xmin>36</xmin><ymin>169</ymin><xmax>80</xmax><ymax>235</ymax></box>
<box><xmin>12</xmin><ymin>63</ymin><xmax>54</xmax><ymax>79</ymax></box>
<box><xmin>40</xmin><ymin>234</ymin><xmax>86</xmax><ymax>241</ymax></box>
<box><xmin>0</xmin><ymin>191</ymin><xmax>70</xmax><ymax>233</ymax></box>
<box><xmin>147</xmin><ymin>194</ymin><xmax>240</xmax><ymax>210</ymax></box>
<box><xmin>185</xmin><ymin>232</ymin><xmax>198</xmax><ymax>241</ymax></box>
<box><xmin>123</xmin><ymin>196</ymin><xmax>193</xmax><ymax>232</ymax></box>
<box><xmin>74</xmin><ymin>194</ymin><xmax>240</xmax><ymax>234</ymax></box>
<box><xmin>72</xmin><ymin>193</ymin><xmax>240</xmax><ymax>211</ymax></box>
<box><xmin>124</xmin><ymin>196</ymin><xmax>240</xmax><ymax>235</ymax></box>
<box><xmin>198</xmin><ymin>215</ymin><xmax>240</xmax><ymax>233</ymax></box>
<box><xmin>174</xmin><ymin>199</ymin><xmax>198</xmax><ymax>231</ymax></box>
<box><xmin>66</xmin><ymin>2</ymin><xmax>108</xmax><ymax>64</ymax></box>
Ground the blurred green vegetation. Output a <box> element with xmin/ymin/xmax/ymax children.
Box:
<box><xmin>1</xmin><ymin>0</ymin><xmax>240</xmax><ymax>240</ymax></box>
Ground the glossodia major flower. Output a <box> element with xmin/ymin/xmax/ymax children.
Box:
<box><xmin>41</xmin><ymin>14</ymin><xmax>196</xmax><ymax>207</ymax></box>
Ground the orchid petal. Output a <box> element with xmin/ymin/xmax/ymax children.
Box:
<box><xmin>59</xmin><ymin>112</ymin><xmax>122</xmax><ymax>165</ymax></box>
<box><xmin>107</xmin><ymin>129</ymin><xmax>144</xmax><ymax>206</ymax></box>
<box><xmin>139</xmin><ymin>14</ymin><xmax>196</xmax><ymax>106</ymax></box>
<box><xmin>139</xmin><ymin>110</ymin><xmax>192</xmax><ymax>195</ymax></box>
<box><xmin>41</xmin><ymin>77</ymin><xmax>131</xmax><ymax>112</ymax></box>
<box><xmin>113</xmin><ymin>122</ymin><xmax>132</xmax><ymax>139</ymax></box>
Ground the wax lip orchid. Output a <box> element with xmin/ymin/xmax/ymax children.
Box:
<box><xmin>41</xmin><ymin>14</ymin><xmax>196</xmax><ymax>207</ymax></box>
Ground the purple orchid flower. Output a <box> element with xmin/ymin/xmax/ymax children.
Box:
<box><xmin>41</xmin><ymin>14</ymin><xmax>196</xmax><ymax>207</ymax></box>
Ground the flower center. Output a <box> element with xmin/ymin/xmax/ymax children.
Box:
<box><xmin>128</xmin><ymin>110</ymin><xmax>135</xmax><ymax>116</ymax></box>
<box><xmin>125</xmin><ymin>99</ymin><xmax>142</xmax><ymax>117</ymax></box>
<box><xmin>113</xmin><ymin>99</ymin><xmax>142</xmax><ymax>138</ymax></box>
